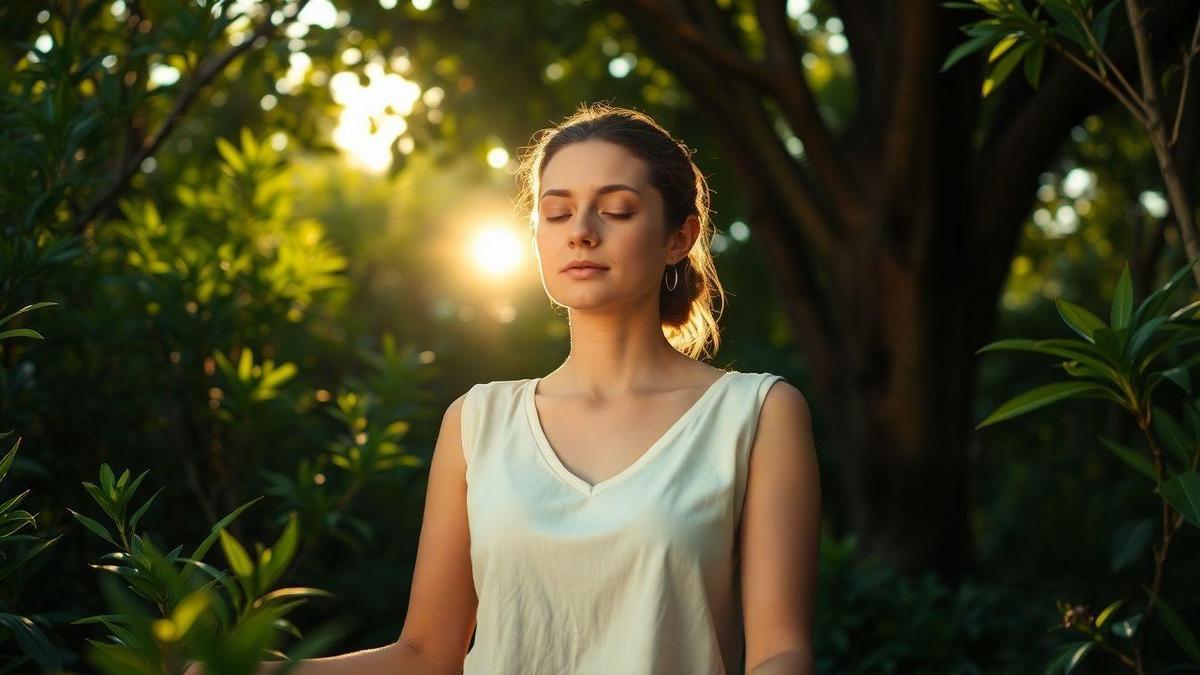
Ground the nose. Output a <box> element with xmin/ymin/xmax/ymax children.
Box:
<box><xmin>567</xmin><ymin>211</ymin><xmax>600</xmax><ymax>248</ymax></box>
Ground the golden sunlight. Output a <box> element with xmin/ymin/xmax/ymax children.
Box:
<box><xmin>329</xmin><ymin>59</ymin><xmax>422</xmax><ymax>173</ymax></box>
<box><xmin>471</xmin><ymin>225</ymin><xmax>525</xmax><ymax>278</ymax></box>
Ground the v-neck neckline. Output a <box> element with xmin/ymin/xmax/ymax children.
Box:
<box><xmin>524</xmin><ymin>370</ymin><xmax>736</xmax><ymax>497</ymax></box>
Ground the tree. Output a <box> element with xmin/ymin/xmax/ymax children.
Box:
<box><xmin>601</xmin><ymin>0</ymin><xmax>1200</xmax><ymax>580</ymax></box>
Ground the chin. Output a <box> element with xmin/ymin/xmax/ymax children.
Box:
<box><xmin>548</xmin><ymin>287</ymin><xmax>623</xmax><ymax>310</ymax></box>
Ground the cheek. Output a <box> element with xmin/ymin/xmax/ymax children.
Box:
<box><xmin>612</xmin><ymin>222</ymin><xmax>665</xmax><ymax>260</ymax></box>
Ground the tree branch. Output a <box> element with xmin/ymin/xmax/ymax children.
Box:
<box><xmin>1168</xmin><ymin>7</ymin><xmax>1200</xmax><ymax>147</ymax></box>
<box><xmin>1047</xmin><ymin>37</ymin><xmax>1148</xmax><ymax>123</ymax></box>
<box><xmin>73</xmin><ymin>1</ymin><xmax>310</xmax><ymax>236</ymax></box>
<box><xmin>753</xmin><ymin>0</ymin><xmax>862</xmax><ymax>226</ymax></box>
<box><xmin>1125</xmin><ymin>0</ymin><xmax>1200</xmax><ymax>286</ymax></box>
<box><xmin>627</xmin><ymin>0</ymin><xmax>776</xmax><ymax>90</ymax></box>
<box><xmin>612</xmin><ymin>0</ymin><xmax>841</xmax><ymax>269</ymax></box>
<box><xmin>1075</xmin><ymin>1</ymin><xmax>1147</xmax><ymax>116</ymax></box>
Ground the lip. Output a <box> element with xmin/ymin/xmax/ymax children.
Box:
<box><xmin>560</xmin><ymin>260</ymin><xmax>609</xmax><ymax>272</ymax></box>
<box><xmin>563</xmin><ymin>266</ymin><xmax>608</xmax><ymax>279</ymax></box>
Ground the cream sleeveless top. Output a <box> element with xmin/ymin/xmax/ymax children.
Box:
<box><xmin>459</xmin><ymin>370</ymin><xmax>786</xmax><ymax>675</ymax></box>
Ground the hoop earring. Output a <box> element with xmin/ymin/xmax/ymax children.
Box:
<box><xmin>664</xmin><ymin>263</ymin><xmax>679</xmax><ymax>291</ymax></box>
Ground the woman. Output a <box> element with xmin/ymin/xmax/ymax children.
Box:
<box><xmin>237</xmin><ymin>102</ymin><xmax>821</xmax><ymax>674</ymax></box>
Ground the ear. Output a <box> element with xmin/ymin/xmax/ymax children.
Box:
<box><xmin>668</xmin><ymin>213</ymin><xmax>701</xmax><ymax>263</ymax></box>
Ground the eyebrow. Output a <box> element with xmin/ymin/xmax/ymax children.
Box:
<box><xmin>539</xmin><ymin>184</ymin><xmax>642</xmax><ymax>201</ymax></box>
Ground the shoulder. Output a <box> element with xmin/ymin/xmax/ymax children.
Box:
<box><xmin>736</xmin><ymin>372</ymin><xmax>807</xmax><ymax>417</ymax></box>
<box><xmin>748</xmin><ymin>374</ymin><xmax>814</xmax><ymax>458</ymax></box>
<box><xmin>445</xmin><ymin>378</ymin><xmax>531</xmax><ymax>428</ymax></box>
<box><xmin>757</xmin><ymin>375</ymin><xmax>809</xmax><ymax>421</ymax></box>
<box><xmin>452</xmin><ymin>379</ymin><xmax>528</xmax><ymax>407</ymax></box>
<box><xmin>443</xmin><ymin>381</ymin><xmax>519</xmax><ymax>464</ymax></box>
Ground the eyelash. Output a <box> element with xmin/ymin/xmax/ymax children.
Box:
<box><xmin>546</xmin><ymin>213</ymin><xmax>633</xmax><ymax>221</ymax></box>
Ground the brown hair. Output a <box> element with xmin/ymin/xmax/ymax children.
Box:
<box><xmin>514</xmin><ymin>101</ymin><xmax>725</xmax><ymax>361</ymax></box>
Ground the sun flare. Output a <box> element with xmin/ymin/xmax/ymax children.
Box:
<box><xmin>471</xmin><ymin>225</ymin><xmax>525</xmax><ymax>278</ymax></box>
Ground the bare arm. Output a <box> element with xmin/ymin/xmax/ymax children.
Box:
<box><xmin>741</xmin><ymin>382</ymin><xmax>821</xmax><ymax>675</ymax></box>
<box><xmin>251</xmin><ymin>640</ymin><xmax>440</xmax><ymax>674</ymax></box>
<box><xmin>188</xmin><ymin>391</ymin><xmax>479</xmax><ymax>675</ymax></box>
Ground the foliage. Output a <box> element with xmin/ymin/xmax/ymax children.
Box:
<box><xmin>70</xmin><ymin>462</ymin><xmax>344</xmax><ymax>675</ymax></box>
<box><xmin>940</xmin><ymin>0</ymin><xmax>1128</xmax><ymax>94</ymax></box>
<box><xmin>0</xmin><ymin>436</ymin><xmax>64</xmax><ymax>673</ymax></box>
<box><xmin>942</xmin><ymin>0</ymin><xmax>1200</xmax><ymax>294</ymax></box>
<box><xmin>813</xmin><ymin>531</ymin><xmax>1044</xmax><ymax>674</ymax></box>
<box><xmin>976</xmin><ymin>257</ymin><xmax>1200</xmax><ymax>673</ymax></box>
<box><xmin>0</xmin><ymin>301</ymin><xmax>64</xmax><ymax>672</ymax></box>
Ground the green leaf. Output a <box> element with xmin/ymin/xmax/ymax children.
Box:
<box><xmin>1130</xmin><ymin>258</ymin><xmax>1200</xmax><ymax>329</ymax></box>
<box><xmin>1024</xmin><ymin>42</ymin><xmax>1046</xmax><ymax>88</ymax></box>
<box><xmin>1136</xmin><ymin>331</ymin><xmax>1200</xmax><ymax>377</ymax></box>
<box><xmin>977</xmin><ymin>338</ymin><xmax>1120</xmax><ymax>382</ymax></box>
<box><xmin>1125</xmin><ymin>315</ymin><xmax>1170</xmax><ymax>363</ymax></box>
<box><xmin>219</xmin><ymin>528</ymin><xmax>255</xmax><ymax>578</ymax></box>
<box><xmin>256</xmin><ymin>586</ymin><xmax>334</xmax><ymax>605</ymax></box>
<box><xmin>988</xmin><ymin>33</ymin><xmax>1020</xmax><ymax>62</ymax></box>
<box><xmin>258</xmin><ymin>362</ymin><xmax>297</xmax><ymax>391</ymax></box>
<box><xmin>1157</xmin><ymin>471</ymin><xmax>1200</xmax><ymax>528</ymax></box>
<box><xmin>1151</xmin><ymin>406</ymin><xmax>1193</xmax><ymax>465</ymax></box>
<box><xmin>0</xmin><ymin>438</ymin><xmax>19</xmax><ymax>479</ymax></box>
<box><xmin>188</xmin><ymin>496</ymin><xmax>262</xmax><ymax>564</ymax></box>
<box><xmin>81</xmin><ymin>482</ymin><xmax>117</xmax><ymax>524</ymax></box>
<box><xmin>1092</xmin><ymin>327</ymin><xmax>1123</xmax><ymax>361</ymax></box>
<box><xmin>1112</xmin><ymin>613</ymin><xmax>1142</xmax><ymax>639</ymax></box>
<box><xmin>128</xmin><ymin>486</ymin><xmax>163</xmax><ymax>534</ymax></box>
<box><xmin>941</xmin><ymin>31</ymin><xmax>1001</xmax><ymax>72</ymax></box>
<box><xmin>0</xmin><ymin>612</ymin><xmax>62</xmax><ymax>671</ymax></box>
<box><xmin>1056</xmin><ymin>298</ymin><xmax>1108</xmax><ymax>342</ymax></box>
<box><xmin>0</xmin><ymin>488</ymin><xmax>30</xmax><ymax>515</ymax></box>
<box><xmin>1042</xmin><ymin>1</ymin><xmax>1090</xmax><ymax>50</ymax></box>
<box><xmin>179</xmin><ymin>557</ymin><xmax>242</xmax><ymax>610</ymax></box>
<box><xmin>68</xmin><ymin>508</ymin><xmax>117</xmax><ymax>546</ymax></box>
<box><xmin>1171</xmin><ymin>299</ymin><xmax>1200</xmax><ymax>321</ymax></box>
<box><xmin>1185</xmin><ymin>400</ymin><xmax>1200</xmax><ymax>439</ymax></box>
<box><xmin>0</xmin><ymin>329</ymin><xmax>44</xmax><ymax>340</ymax></box>
<box><xmin>976</xmin><ymin>338</ymin><xmax>1038</xmax><ymax>354</ymax></box>
<box><xmin>1099</xmin><ymin>436</ymin><xmax>1156</xmax><ymax>481</ymax></box>
<box><xmin>1095</xmin><ymin>599</ymin><xmax>1125</xmax><ymax>628</ymax></box>
<box><xmin>1111</xmin><ymin>264</ymin><xmax>1133</xmax><ymax>330</ymax></box>
<box><xmin>1092</xmin><ymin>0</ymin><xmax>1121</xmax><ymax>47</ymax></box>
<box><xmin>1146</xmin><ymin>589</ymin><xmax>1200</xmax><ymax>664</ymax></box>
<box><xmin>1159</xmin><ymin>363</ymin><xmax>1192</xmax><ymax>395</ymax></box>
<box><xmin>169</xmin><ymin>589</ymin><xmax>212</xmax><ymax>637</ymax></box>
<box><xmin>1109</xmin><ymin>519</ymin><xmax>1153</xmax><ymax>572</ymax></box>
<box><xmin>99</xmin><ymin>464</ymin><xmax>116</xmax><ymax>497</ymax></box>
<box><xmin>238</xmin><ymin>347</ymin><xmax>254</xmax><ymax>381</ymax></box>
<box><xmin>0</xmin><ymin>533</ymin><xmax>63</xmax><ymax>584</ymax></box>
<box><xmin>982</xmin><ymin>40</ymin><xmax>1033</xmax><ymax>96</ymax></box>
<box><xmin>259</xmin><ymin>513</ymin><xmax>299</xmax><ymax>591</ymax></box>
<box><xmin>119</xmin><ymin>469</ymin><xmax>150</xmax><ymax>512</ymax></box>
<box><xmin>215</xmin><ymin>136</ymin><xmax>246</xmax><ymax>173</ymax></box>
<box><xmin>0</xmin><ymin>302</ymin><xmax>58</xmax><ymax>328</ymax></box>
<box><xmin>976</xmin><ymin>381</ymin><xmax>1115</xmax><ymax>429</ymax></box>
<box><xmin>1044</xmin><ymin>641</ymin><xmax>1094</xmax><ymax>675</ymax></box>
<box><xmin>274</xmin><ymin>617</ymin><xmax>303</xmax><ymax>640</ymax></box>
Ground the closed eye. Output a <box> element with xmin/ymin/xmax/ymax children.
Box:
<box><xmin>545</xmin><ymin>213</ymin><xmax>633</xmax><ymax>221</ymax></box>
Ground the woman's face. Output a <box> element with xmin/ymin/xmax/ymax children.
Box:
<box><xmin>534</xmin><ymin>139</ymin><xmax>694</xmax><ymax>312</ymax></box>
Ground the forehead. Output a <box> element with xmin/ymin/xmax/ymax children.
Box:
<box><xmin>540</xmin><ymin>140</ymin><xmax>649</xmax><ymax>196</ymax></box>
